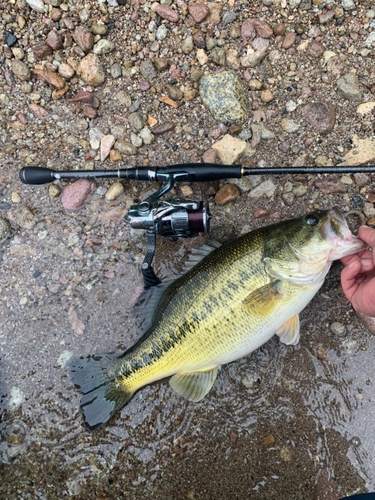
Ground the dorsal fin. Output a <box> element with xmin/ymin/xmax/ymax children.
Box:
<box><xmin>133</xmin><ymin>239</ymin><xmax>221</xmax><ymax>333</ymax></box>
<box><xmin>180</xmin><ymin>239</ymin><xmax>221</xmax><ymax>275</ymax></box>
<box><xmin>133</xmin><ymin>280</ymin><xmax>172</xmax><ymax>334</ymax></box>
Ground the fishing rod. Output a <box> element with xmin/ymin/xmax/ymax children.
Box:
<box><xmin>19</xmin><ymin>163</ymin><xmax>375</xmax><ymax>288</ymax></box>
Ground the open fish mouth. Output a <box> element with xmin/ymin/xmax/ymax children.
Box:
<box><xmin>324</xmin><ymin>206</ymin><xmax>367</xmax><ymax>260</ymax></box>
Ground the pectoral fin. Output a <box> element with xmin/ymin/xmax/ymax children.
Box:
<box><xmin>169</xmin><ymin>367</ymin><xmax>219</xmax><ymax>402</ymax></box>
<box><xmin>242</xmin><ymin>281</ymin><xmax>283</xmax><ymax>317</ymax></box>
<box><xmin>275</xmin><ymin>314</ymin><xmax>300</xmax><ymax>345</ymax></box>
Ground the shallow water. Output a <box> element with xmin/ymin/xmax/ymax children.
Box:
<box><xmin>1</xmin><ymin>217</ymin><xmax>375</xmax><ymax>499</ymax></box>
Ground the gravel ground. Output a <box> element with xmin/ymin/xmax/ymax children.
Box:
<box><xmin>1</xmin><ymin>0</ymin><xmax>375</xmax><ymax>498</ymax></box>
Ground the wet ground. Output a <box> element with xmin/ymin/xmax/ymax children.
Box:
<box><xmin>1</xmin><ymin>187</ymin><xmax>375</xmax><ymax>499</ymax></box>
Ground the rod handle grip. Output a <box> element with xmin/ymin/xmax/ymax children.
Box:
<box><xmin>19</xmin><ymin>167</ymin><xmax>55</xmax><ymax>185</ymax></box>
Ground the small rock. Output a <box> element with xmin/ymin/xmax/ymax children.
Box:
<box><xmin>262</xmin><ymin>434</ymin><xmax>275</xmax><ymax>445</ymax></box>
<box><xmin>46</xmin><ymin>30</ymin><xmax>63</xmax><ymax>50</ymax></box>
<box><xmin>212</xmin><ymin>134</ymin><xmax>248</xmax><ymax>164</ymax></box>
<box><xmin>215</xmin><ymin>184</ymin><xmax>240</xmax><ymax>205</ymax></box>
<box><xmin>91</xmin><ymin>23</ymin><xmax>108</xmax><ymax>36</ymax></box>
<box><xmin>196</xmin><ymin>48</ymin><xmax>209</xmax><ymax>65</ymax></box>
<box><xmin>58</xmin><ymin>63</ymin><xmax>75</xmax><ymax>78</ymax></box>
<box><xmin>73</xmin><ymin>26</ymin><xmax>94</xmax><ymax>52</ymax></box>
<box><xmin>49</xmin><ymin>184</ymin><xmax>61</xmax><ymax>199</ymax></box>
<box><xmin>314</xmin><ymin>179</ymin><xmax>346</xmax><ymax>193</ymax></box>
<box><xmin>181</xmin><ymin>35</ymin><xmax>194</xmax><ymax>54</ymax></box>
<box><xmin>100</xmin><ymin>135</ymin><xmax>116</xmax><ymax>162</ymax></box>
<box><xmin>303</xmin><ymin>101</ymin><xmax>336</xmax><ymax>135</ymax></box>
<box><xmin>354</xmin><ymin>173</ymin><xmax>370</xmax><ymax>187</ymax></box>
<box><xmin>26</xmin><ymin>0</ymin><xmax>45</xmax><ymax>13</ymax></box>
<box><xmin>241</xmin><ymin>19</ymin><xmax>273</xmax><ymax>39</ymax></box>
<box><xmin>156</xmin><ymin>25</ymin><xmax>169</xmax><ymax>41</ymax></box>
<box><xmin>0</xmin><ymin>218</ymin><xmax>11</xmax><ymax>243</ymax></box>
<box><xmin>140</xmin><ymin>59</ymin><xmax>157</xmax><ymax>80</ymax></box>
<box><xmin>249</xmin><ymin>180</ymin><xmax>276</xmax><ymax>198</ymax></box>
<box><xmin>317</xmin><ymin>10</ymin><xmax>335</xmax><ymax>24</ymax></box>
<box><xmin>286</xmin><ymin>100</ymin><xmax>297</xmax><ymax>112</ymax></box>
<box><xmin>11</xmin><ymin>192</ymin><xmax>21</xmax><ymax>203</ymax></box>
<box><xmin>77</xmin><ymin>54</ymin><xmax>105</xmax><ymax>87</ymax></box>
<box><xmin>33</xmin><ymin>43</ymin><xmax>53</xmax><ymax>60</ymax></box>
<box><xmin>260</xmin><ymin>89</ymin><xmax>273</xmax><ymax>102</ymax></box>
<box><xmin>307</xmin><ymin>40</ymin><xmax>325</xmax><ymax>58</ymax></box>
<box><xmin>330</xmin><ymin>322</ymin><xmax>345</xmax><ymax>335</ymax></box>
<box><xmin>282</xmin><ymin>192</ymin><xmax>295</xmax><ymax>205</ymax></box>
<box><xmin>5</xmin><ymin>31</ymin><xmax>17</xmax><ymax>48</ymax></box>
<box><xmin>241</xmin><ymin>46</ymin><xmax>267</xmax><ymax>68</ymax></box>
<box><xmin>342</xmin><ymin>0</ymin><xmax>355</xmax><ymax>11</ymax></box>
<box><xmin>151</xmin><ymin>122</ymin><xmax>176</xmax><ymax>135</ymax></box>
<box><xmin>337</xmin><ymin>73</ymin><xmax>361</xmax><ymax>102</ymax></box>
<box><xmin>193</xmin><ymin>31</ymin><xmax>206</xmax><ymax>49</ymax></box>
<box><xmin>280</xmin><ymin>446</ymin><xmax>292</xmax><ymax>462</ymax></box>
<box><xmin>139</xmin><ymin>127</ymin><xmax>154</xmax><ymax>145</ymax></box>
<box><xmin>341</xmin><ymin>136</ymin><xmax>375</xmax><ymax>166</ymax></box>
<box><xmin>315</xmin><ymin>155</ymin><xmax>333</xmax><ymax>167</ymax></box>
<box><xmin>110</xmin><ymin>150</ymin><xmax>122</xmax><ymax>163</ymax></box>
<box><xmin>131</xmin><ymin>133</ymin><xmax>143</xmax><ymax>147</ymax></box>
<box><xmin>202</xmin><ymin>148</ymin><xmax>217</xmax><ymax>163</ymax></box>
<box><xmin>105</xmin><ymin>182</ymin><xmax>124</xmax><ymax>201</ymax></box>
<box><xmin>114</xmin><ymin>140</ymin><xmax>138</xmax><ymax>156</ymax></box>
<box><xmin>273</xmin><ymin>23</ymin><xmax>286</xmax><ymax>36</ymax></box>
<box><xmin>363</xmin><ymin>202</ymin><xmax>375</xmax><ymax>219</ymax></box>
<box><xmin>282</xmin><ymin>33</ymin><xmax>296</xmax><ymax>49</ymax></box>
<box><xmin>128</xmin><ymin>112</ymin><xmax>144</xmax><ymax>131</ymax></box>
<box><xmin>34</xmin><ymin>68</ymin><xmax>66</xmax><ymax>89</ymax></box>
<box><xmin>292</xmin><ymin>184</ymin><xmax>307</xmax><ymax>197</ymax></box>
<box><xmin>11</xmin><ymin>60</ymin><xmax>30</xmax><ymax>81</ymax></box>
<box><xmin>199</xmin><ymin>71</ymin><xmax>249</xmax><ymax>125</ymax></box>
<box><xmin>93</xmin><ymin>39</ymin><xmax>114</xmax><ymax>55</ymax></box>
<box><xmin>210</xmin><ymin>47</ymin><xmax>226</xmax><ymax>66</ymax></box>
<box><xmin>61</xmin><ymin>179</ymin><xmax>96</xmax><ymax>210</ymax></box>
<box><xmin>154</xmin><ymin>4</ymin><xmax>179</xmax><ymax>23</ymax></box>
<box><xmin>154</xmin><ymin>58</ymin><xmax>169</xmax><ymax>71</ymax></box>
<box><xmin>356</xmin><ymin>102</ymin><xmax>375</xmax><ymax>116</ymax></box>
<box><xmin>188</xmin><ymin>3</ymin><xmax>210</xmax><ymax>23</ymax></box>
<box><xmin>16</xmin><ymin>207</ymin><xmax>36</xmax><ymax>229</ymax></box>
<box><xmin>254</xmin><ymin>207</ymin><xmax>268</xmax><ymax>218</ymax></box>
<box><xmin>281</xmin><ymin>118</ymin><xmax>299</xmax><ymax>133</ymax></box>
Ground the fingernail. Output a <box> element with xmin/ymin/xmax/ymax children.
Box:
<box><xmin>362</xmin><ymin>259</ymin><xmax>373</xmax><ymax>267</ymax></box>
<box><xmin>348</xmin><ymin>261</ymin><xmax>357</xmax><ymax>268</ymax></box>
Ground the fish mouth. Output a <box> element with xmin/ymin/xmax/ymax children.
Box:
<box><xmin>322</xmin><ymin>206</ymin><xmax>367</xmax><ymax>260</ymax></box>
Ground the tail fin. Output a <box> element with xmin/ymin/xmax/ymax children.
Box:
<box><xmin>69</xmin><ymin>354</ymin><xmax>134</xmax><ymax>430</ymax></box>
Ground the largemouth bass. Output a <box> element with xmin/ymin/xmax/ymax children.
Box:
<box><xmin>70</xmin><ymin>207</ymin><xmax>366</xmax><ymax>429</ymax></box>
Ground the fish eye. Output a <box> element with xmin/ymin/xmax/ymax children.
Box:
<box><xmin>305</xmin><ymin>215</ymin><xmax>319</xmax><ymax>226</ymax></box>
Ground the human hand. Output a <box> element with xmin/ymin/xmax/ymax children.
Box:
<box><xmin>341</xmin><ymin>225</ymin><xmax>375</xmax><ymax>317</ymax></box>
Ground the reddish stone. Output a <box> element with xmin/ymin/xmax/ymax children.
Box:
<box><xmin>188</xmin><ymin>3</ymin><xmax>210</xmax><ymax>23</ymax></box>
<box><xmin>282</xmin><ymin>32</ymin><xmax>296</xmax><ymax>49</ymax></box>
<box><xmin>314</xmin><ymin>179</ymin><xmax>346</xmax><ymax>193</ymax></box>
<box><xmin>73</xmin><ymin>26</ymin><xmax>94</xmax><ymax>52</ymax></box>
<box><xmin>154</xmin><ymin>4</ymin><xmax>179</xmax><ymax>22</ymax></box>
<box><xmin>307</xmin><ymin>40</ymin><xmax>325</xmax><ymax>58</ymax></box>
<box><xmin>253</xmin><ymin>207</ymin><xmax>268</xmax><ymax>218</ymax></box>
<box><xmin>33</xmin><ymin>43</ymin><xmax>53</xmax><ymax>60</ymax></box>
<box><xmin>241</xmin><ymin>19</ymin><xmax>273</xmax><ymax>39</ymax></box>
<box><xmin>317</xmin><ymin>10</ymin><xmax>335</xmax><ymax>24</ymax></box>
<box><xmin>273</xmin><ymin>23</ymin><xmax>286</xmax><ymax>36</ymax></box>
<box><xmin>303</xmin><ymin>101</ymin><xmax>336</xmax><ymax>135</ymax></box>
<box><xmin>67</xmin><ymin>91</ymin><xmax>94</xmax><ymax>104</ymax></box>
<box><xmin>61</xmin><ymin>179</ymin><xmax>96</xmax><ymax>210</ymax></box>
<box><xmin>193</xmin><ymin>31</ymin><xmax>206</xmax><ymax>48</ymax></box>
<box><xmin>151</xmin><ymin>122</ymin><xmax>176</xmax><ymax>135</ymax></box>
<box><xmin>46</xmin><ymin>30</ymin><xmax>63</xmax><ymax>50</ymax></box>
<box><xmin>83</xmin><ymin>105</ymin><xmax>97</xmax><ymax>119</ymax></box>
<box><xmin>215</xmin><ymin>184</ymin><xmax>240</xmax><ymax>206</ymax></box>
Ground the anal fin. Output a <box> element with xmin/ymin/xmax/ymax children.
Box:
<box><xmin>275</xmin><ymin>314</ymin><xmax>300</xmax><ymax>345</ymax></box>
<box><xmin>169</xmin><ymin>367</ymin><xmax>219</xmax><ymax>402</ymax></box>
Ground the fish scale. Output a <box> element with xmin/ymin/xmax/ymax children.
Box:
<box><xmin>70</xmin><ymin>208</ymin><xmax>366</xmax><ymax>429</ymax></box>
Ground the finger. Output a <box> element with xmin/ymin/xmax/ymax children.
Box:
<box><xmin>341</xmin><ymin>254</ymin><xmax>361</xmax><ymax>266</ymax></box>
<box><xmin>358</xmin><ymin>226</ymin><xmax>375</xmax><ymax>250</ymax></box>
<box><xmin>341</xmin><ymin>260</ymin><xmax>361</xmax><ymax>301</ymax></box>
